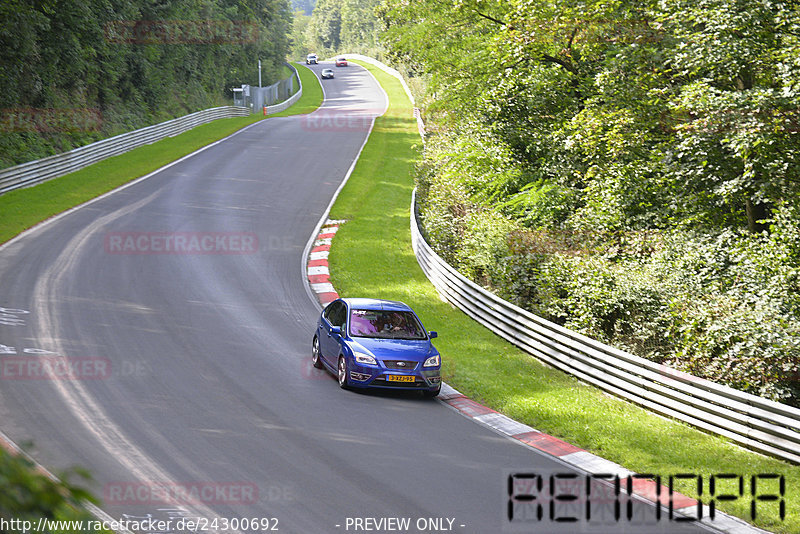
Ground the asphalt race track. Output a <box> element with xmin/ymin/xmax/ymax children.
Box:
<box><xmin>0</xmin><ymin>62</ymin><xmax>714</xmax><ymax>533</ymax></box>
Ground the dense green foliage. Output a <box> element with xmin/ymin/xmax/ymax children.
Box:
<box><xmin>301</xmin><ymin>0</ymin><xmax>381</xmax><ymax>58</ymax></box>
<box><xmin>327</xmin><ymin>61</ymin><xmax>798</xmax><ymax>533</ymax></box>
<box><xmin>289</xmin><ymin>8</ymin><xmax>313</xmax><ymax>59</ymax></box>
<box><xmin>378</xmin><ymin>0</ymin><xmax>800</xmax><ymax>404</ymax></box>
<box><xmin>1</xmin><ymin>448</ymin><xmax>105</xmax><ymax>533</ymax></box>
<box><xmin>0</xmin><ymin>0</ymin><xmax>292</xmax><ymax>169</ymax></box>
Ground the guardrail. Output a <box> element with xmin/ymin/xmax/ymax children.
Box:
<box><xmin>410</xmin><ymin>188</ymin><xmax>800</xmax><ymax>465</ymax></box>
<box><xmin>0</xmin><ymin>62</ymin><xmax>303</xmax><ymax>196</ymax></box>
<box><xmin>265</xmin><ymin>62</ymin><xmax>303</xmax><ymax>115</ymax></box>
<box><xmin>0</xmin><ymin>106</ymin><xmax>248</xmax><ymax>195</ymax></box>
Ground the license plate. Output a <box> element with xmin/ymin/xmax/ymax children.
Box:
<box><xmin>386</xmin><ymin>374</ymin><xmax>415</xmax><ymax>383</ymax></box>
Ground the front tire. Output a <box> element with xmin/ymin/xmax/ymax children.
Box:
<box><xmin>312</xmin><ymin>336</ymin><xmax>323</xmax><ymax>369</ymax></box>
<box><xmin>338</xmin><ymin>356</ymin><xmax>350</xmax><ymax>389</ymax></box>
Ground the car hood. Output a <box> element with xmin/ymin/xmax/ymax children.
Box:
<box><xmin>350</xmin><ymin>337</ymin><xmax>434</xmax><ymax>361</ymax></box>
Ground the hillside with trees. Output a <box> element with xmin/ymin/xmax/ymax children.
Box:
<box><xmin>370</xmin><ymin>0</ymin><xmax>800</xmax><ymax>405</ymax></box>
<box><xmin>0</xmin><ymin>0</ymin><xmax>292</xmax><ymax>169</ymax></box>
<box><xmin>298</xmin><ymin>0</ymin><xmax>381</xmax><ymax>58</ymax></box>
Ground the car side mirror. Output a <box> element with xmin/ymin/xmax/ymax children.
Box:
<box><xmin>330</xmin><ymin>326</ymin><xmax>342</xmax><ymax>336</ymax></box>
<box><xmin>428</xmin><ymin>331</ymin><xmax>438</xmax><ymax>339</ymax></box>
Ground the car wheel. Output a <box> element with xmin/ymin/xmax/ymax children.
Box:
<box><xmin>312</xmin><ymin>336</ymin><xmax>323</xmax><ymax>369</ymax></box>
<box><xmin>338</xmin><ymin>356</ymin><xmax>350</xmax><ymax>389</ymax></box>
<box><xmin>423</xmin><ymin>386</ymin><xmax>441</xmax><ymax>398</ymax></box>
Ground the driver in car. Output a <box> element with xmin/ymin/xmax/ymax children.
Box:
<box><xmin>384</xmin><ymin>312</ymin><xmax>406</xmax><ymax>334</ymax></box>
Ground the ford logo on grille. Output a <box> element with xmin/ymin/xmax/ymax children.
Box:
<box><xmin>397</xmin><ymin>362</ymin><xmax>406</xmax><ymax>367</ymax></box>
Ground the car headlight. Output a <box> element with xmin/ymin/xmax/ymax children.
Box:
<box><xmin>423</xmin><ymin>354</ymin><xmax>440</xmax><ymax>367</ymax></box>
<box><xmin>354</xmin><ymin>352</ymin><xmax>376</xmax><ymax>365</ymax></box>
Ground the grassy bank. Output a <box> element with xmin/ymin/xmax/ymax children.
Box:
<box><xmin>0</xmin><ymin>68</ymin><xmax>323</xmax><ymax>245</ymax></box>
<box><xmin>325</xmin><ymin>60</ymin><xmax>797</xmax><ymax>534</ymax></box>
<box><xmin>270</xmin><ymin>63</ymin><xmax>323</xmax><ymax>117</ymax></box>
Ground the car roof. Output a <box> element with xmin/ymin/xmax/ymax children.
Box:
<box><xmin>342</xmin><ymin>298</ymin><xmax>413</xmax><ymax>312</ymax></box>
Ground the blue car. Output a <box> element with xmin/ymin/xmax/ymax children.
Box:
<box><xmin>312</xmin><ymin>298</ymin><xmax>441</xmax><ymax>397</ymax></box>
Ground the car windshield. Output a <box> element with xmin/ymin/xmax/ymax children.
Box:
<box><xmin>349</xmin><ymin>309</ymin><xmax>427</xmax><ymax>340</ymax></box>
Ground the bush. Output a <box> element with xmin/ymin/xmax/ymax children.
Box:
<box><xmin>419</xmin><ymin>186</ymin><xmax>800</xmax><ymax>405</ymax></box>
<box><xmin>0</xmin><ymin>448</ymin><xmax>104</xmax><ymax>533</ymax></box>
<box><xmin>455</xmin><ymin>210</ymin><xmax>519</xmax><ymax>287</ymax></box>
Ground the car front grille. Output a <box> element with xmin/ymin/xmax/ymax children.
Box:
<box><xmin>383</xmin><ymin>360</ymin><xmax>418</xmax><ymax>370</ymax></box>
<box><xmin>372</xmin><ymin>378</ymin><xmax>425</xmax><ymax>388</ymax></box>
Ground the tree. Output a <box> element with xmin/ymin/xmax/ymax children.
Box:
<box><xmin>305</xmin><ymin>0</ymin><xmax>341</xmax><ymax>52</ymax></box>
<box><xmin>660</xmin><ymin>0</ymin><xmax>800</xmax><ymax>232</ymax></box>
<box><xmin>0</xmin><ymin>0</ymin><xmax>293</xmax><ymax>169</ymax></box>
<box><xmin>290</xmin><ymin>9</ymin><xmax>312</xmax><ymax>58</ymax></box>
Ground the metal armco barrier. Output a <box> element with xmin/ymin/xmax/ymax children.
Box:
<box><xmin>410</xmin><ymin>189</ymin><xmax>800</xmax><ymax>465</ymax></box>
<box><xmin>265</xmin><ymin>62</ymin><xmax>303</xmax><ymax>115</ymax></box>
<box><xmin>0</xmin><ymin>61</ymin><xmax>303</xmax><ymax>195</ymax></box>
<box><xmin>0</xmin><ymin>106</ymin><xmax>247</xmax><ymax>195</ymax></box>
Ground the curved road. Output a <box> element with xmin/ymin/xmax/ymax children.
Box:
<box><xmin>0</xmin><ymin>63</ymin><xmax>712</xmax><ymax>533</ymax></box>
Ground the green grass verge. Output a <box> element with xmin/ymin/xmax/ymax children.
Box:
<box><xmin>0</xmin><ymin>114</ymin><xmax>259</xmax><ymax>244</ymax></box>
<box><xmin>269</xmin><ymin>63</ymin><xmax>323</xmax><ymax>117</ymax></box>
<box><xmin>326</xmin><ymin>60</ymin><xmax>798</xmax><ymax>533</ymax></box>
<box><xmin>0</xmin><ymin>68</ymin><xmax>324</xmax><ymax>245</ymax></box>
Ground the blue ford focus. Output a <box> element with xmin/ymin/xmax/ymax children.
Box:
<box><xmin>312</xmin><ymin>298</ymin><xmax>441</xmax><ymax>397</ymax></box>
